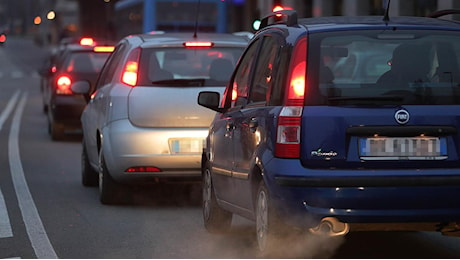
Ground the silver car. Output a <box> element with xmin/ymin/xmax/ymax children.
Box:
<box><xmin>71</xmin><ymin>32</ymin><xmax>249</xmax><ymax>204</ymax></box>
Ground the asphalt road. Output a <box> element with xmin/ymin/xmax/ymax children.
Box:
<box><xmin>0</xmin><ymin>35</ymin><xmax>459</xmax><ymax>259</ymax></box>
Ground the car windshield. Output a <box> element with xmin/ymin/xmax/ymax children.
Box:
<box><xmin>308</xmin><ymin>30</ymin><xmax>460</xmax><ymax>105</ymax></box>
<box><xmin>139</xmin><ymin>47</ymin><xmax>244</xmax><ymax>86</ymax></box>
<box><xmin>64</xmin><ymin>52</ymin><xmax>111</xmax><ymax>73</ymax></box>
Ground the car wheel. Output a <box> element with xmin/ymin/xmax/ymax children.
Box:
<box><xmin>256</xmin><ymin>180</ymin><xmax>284</xmax><ymax>256</ymax></box>
<box><xmin>98</xmin><ymin>152</ymin><xmax>130</xmax><ymax>205</ymax></box>
<box><xmin>50</xmin><ymin>121</ymin><xmax>65</xmax><ymax>141</ymax></box>
<box><xmin>81</xmin><ymin>140</ymin><xmax>98</xmax><ymax>187</ymax></box>
<box><xmin>202</xmin><ymin>162</ymin><xmax>232</xmax><ymax>233</ymax></box>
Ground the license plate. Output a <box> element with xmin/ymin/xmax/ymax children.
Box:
<box><xmin>359</xmin><ymin>136</ymin><xmax>447</xmax><ymax>160</ymax></box>
<box><xmin>169</xmin><ymin>138</ymin><xmax>205</xmax><ymax>154</ymax></box>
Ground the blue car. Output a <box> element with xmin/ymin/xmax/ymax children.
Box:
<box><xmin>198</xmin><ymin>7</ymin><xmax>460</xmax><ymax>255</ymax></box>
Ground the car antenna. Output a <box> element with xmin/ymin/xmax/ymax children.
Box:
<box><xmin>383</xmin><ymin>0</ymin><xmax>391</xmax><ymax>23</ymax></box>
<box><xmin>193</xmin><ymin>0</ymin><xmax>201</xmax><ymax>38</ymax></box>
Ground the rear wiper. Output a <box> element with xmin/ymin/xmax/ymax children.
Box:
<box><xmin>151</xmin><ymin>78</ymin><xmax>206</xmax><ymax>86</ymax></box>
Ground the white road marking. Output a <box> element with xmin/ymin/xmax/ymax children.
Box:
<box><xmin>9</xmin><ymin>92</ymin><xmax>58</xmax><ymax>259</ymax></box>
<box><xmin>10</xmin><ymin>71</ymin><xmax>23</xmax><ymax>79</ymax></box>
<box><xmin>0</xmin><ymin>90</ymin><xmax>20</xmax><ymax>238</ymax></box>
<box><xmin>0</xmin><ymin>90</ymin><xmax>20</xmax><ymax>131</ymax></box>
<box><xmin>0</xmin><ymin>189</ymin><xmax>12</xmax><ymax>238</ymax></box>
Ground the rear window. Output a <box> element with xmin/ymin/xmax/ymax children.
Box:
<box><xmin>307</xmin><ymin>29</ymin><xmax>460</xmax><ymax>105</ymax></box>
<box><xmin>64</xmin><ymin>52</ymin><xmax>111</xmax><ymax>74</ymax></box>
<box><xmin>138</xmin><ymin>47</ymin><xmax>244</xmax><ymax>86</ymax></box>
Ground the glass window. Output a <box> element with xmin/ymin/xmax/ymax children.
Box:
<box><xmin>96</xmin><ymin>43</ymin><xmax>127</xmax><ymax>88</ymax></box>
<box><xmin>228</xmin><ymin>39</ymin><xmax>259</xmax><ymax>108</ymax></box>
<box><xmin>307</xmin><ymin>30</ymin><xmax>460</xmax><ymax>105</ymax></box>
<box><xmin>249</xmin><ymin>36</ymin><xmax>278</xmax><ymax>104</ymax></box>
<box><xmin>64</xmin><ymin>52</ymin><xmax>110</xmax><ymax>74</ymax></box>
<box><xmin>138</xmin><ymin>47</ymin><xmax>244</xmax><ymax>86</ymax></box>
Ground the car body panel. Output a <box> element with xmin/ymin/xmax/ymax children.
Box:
<box><xmin>79</xmin><ymin>32</ymin><xmax>249</xmax><ymax>188</ymax></box>
<box><xmin>200</xmin><ymin>11</ymin><xmax>460</xmax><ymax>237</ymax></box>
<box><xmin>128</xmin><ymin>86</ymin><xmax>224</xmax><ymax>128</ymax></box>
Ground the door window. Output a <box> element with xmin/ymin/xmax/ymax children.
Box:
<box><xmin>249</xmin><ymin>36</ymin><xmax>279</xmax><ymax>104</ymax></box>
<box><xmin>228</xmin><ymin>39</ymin><xmax>259</xmax><ymax>108</ymax></box>
<box><xmin>96</xmin><ymin>43</ymin><xmax>127</xmax><ymax>89</ymax></box>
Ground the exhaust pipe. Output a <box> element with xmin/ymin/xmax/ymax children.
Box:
<box><xmin>309</xmin><ymin>217</ymin><xmax>350</xmax><ymax>237</ymax></box>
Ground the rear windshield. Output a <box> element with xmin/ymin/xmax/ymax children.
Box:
<box><xmin>63</xmin><ymin>52</ymin><xmax>111</xmax><ymax>74</ymax></box>
<box><xmin>307</xmin><ymin>29</ymin><xmax>460</xmax><ymax>105</ymax></box>
<box><xmin>138</xmin><ymin>47</ymin><xmax>244</xmax><ymax>86</ymax></box>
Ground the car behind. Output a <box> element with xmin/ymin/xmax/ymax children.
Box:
<box><xmin>40</xmin><ymin>37</ymin><xmax>114</xmax><ymax>140</ymax></box>
<box><xmin>72</xmin><ymin>31</ymin><xmax>249</xmax><ymax>204</ymax></box>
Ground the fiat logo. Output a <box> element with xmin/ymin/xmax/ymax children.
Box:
<box><xmin>394</xmin><ymin>109</ymin><xmax>410</xmax><ymax>125</ymax></box>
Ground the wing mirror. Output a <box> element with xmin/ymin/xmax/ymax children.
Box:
<box><xmin>197</xmin><ymin>91</ymin><xmax>224</xmax><ymax>113</ymax></box>
<box><xmin>71</xmin><ymin>81</ymin><xmax>92</xmax><ymax>103</ymax></box>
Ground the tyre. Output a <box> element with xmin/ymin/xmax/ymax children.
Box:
<box><xmin>81</xmin><ymin>140</ymin><xmax>98</xmax><ymax>187</ymax></box>
<box><xmin>98</xmin><ymin>152</ymin><xmax>130</xmax><ymax>205</ymax></box>
<box><xmin>202</xmin><ymin>162</ymin><xmax>232</xmax><ymax>233</ymax></box>
<box><xmin>50</xmin><ymin>121</ymin><xmax>65</xmax><ymax>141</ymax></box>
<box><xmin>255</xmin><ymin>180</ymin><xmax>285</xmax><ymax>256</ymax></box>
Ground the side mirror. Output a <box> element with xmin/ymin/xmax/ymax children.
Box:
<box><xmin>71</xmin><ymin>81</ymin><xmax>92</xmax><ymax>103</ymax></box>
<box><xmin>198</xmin><ymin>91</ymin><xmax>224</xmax><ymax>113</ymax></box>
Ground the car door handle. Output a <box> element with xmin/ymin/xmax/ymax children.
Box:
<box><xmin>249</xmin><ymin>118</ymin><xmax>258</xmax><ymax>133</ymax></box>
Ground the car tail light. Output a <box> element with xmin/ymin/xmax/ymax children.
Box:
<box><xmin>0</xmin><ymin>34</ymin><xmax>6</xmax><ymax>43</ymax></box>
<box><xmin>275</xmin><ymin>107</ymin><xmax>302</xmax><ymax>158</ymax></box>
<box><xmin>125</xmin><ymin>166</ymin><xmax>161</xmax><ymax>172</ymax></box>
<box><xmin>93</xmin><ymin>46</ymin><xmax>115</xmax><ymax>52</ymax></box>
<box><xmin>274</xmin><ymin>36</ymin><xmax>307</xmax><ymax>158</ymax></box>
<box><xmin>80</xmin><ymin>37</ymin><xmax>95</xmax><ymax>46</ymax></box>
<box><xmin>183</xmin><ymin>41</ymin><xmax>214</xmax><ymax>48</ymax></box>
<box><xmin>56</xmin><ymin>75</ymin><xmax>72</xmax><ymax>95</ymax></box>
<box><xmin>121</xmin><ymin>48</ymin><xmax>141</xmax><ymax>87</ymax></box>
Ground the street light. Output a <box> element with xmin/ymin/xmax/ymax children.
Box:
<box><xmin>47</xmin><ymin>11</ymin><xmax>56</xmax><ymax>20</ymax></box>
<box><xmin>34</xmin><ymin>16</ymin><xmax>41</xmax><ymax>25</ymax></box>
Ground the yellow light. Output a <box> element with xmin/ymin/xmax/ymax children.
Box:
<box><xmin>122</xmin><ymin>61</ymin><xmax>139</xmax><ymax>86</ymax></box>
<box><xmin>94</xmin><ymin>46</ymin><xmax>115</xmax><ymax>52</ymax></box>
<box><xmin>47</xmin><ymin>11</ymin><xmax>56</xmax><ymax>20</ymax></box>
<box><xmin>80</xmin><ymin>37</ymin><xmax>94</xmax><ymax>46</ymax></box>
<box><xmin>34</xmin><ymin>16</ymin><xmax>42</xmax><ymax>25</ymax></box>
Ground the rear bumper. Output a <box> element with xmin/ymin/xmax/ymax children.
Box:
<box><xmin>50</xmin><ymin>95</ymin><xmax>86</xmax><ymax>123</ymax></box>
<box><xmin>101</xmin><ymin>119</ymin><xmax>207</xmax><ymax>184</ymax></box>
<box><xmin>263</xmin><ymin>157</ymin><xmax>460</xmax><ymax>229</ymax></box>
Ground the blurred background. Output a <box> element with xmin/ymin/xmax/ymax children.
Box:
<box><xmin>0</xmin><ymin>0</ymin><xmax>459</xmax><ymax>47</ymax></box>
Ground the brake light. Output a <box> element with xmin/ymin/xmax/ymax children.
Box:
<box><xmin>80</xmin><ymin>37</ymin><xmax>94</xmax><ymax>46</ymax></box>
<box><xmin>121</xmin><ymin>48</ymin><xmax>141</xmax><ymax>87</ymax></box>
<box><xmin>274</xmin><ymin>36</ymin><xmax>307</xmax><ymax>158</ymax></box>
<box><xmin>125</xmin><ymin>166</ymin><xmax>161</xmax><ymax>172</ymax></box>
<box><xmin>183</xmin><ymin>41</ymin><xmax>214</xmax><ymax>48</ymax></box>
<box><xmin>56</xmin><ymin>75</ymin><xmax>72</xmax><ymax>95</ymax></box>
<box><xmin>93</xmin><ymin>46</ymin><xmax>114</xmax><ymax>52</ymax></box>
<box><xmin>0</xmin><ymin>34</ymin><xmax>6</xmax><ymax>43</ymax></box>
<box><xmin>286</xmin><ymin>37</ymin><xmax>306</xmax><ymax>106</ymax></box>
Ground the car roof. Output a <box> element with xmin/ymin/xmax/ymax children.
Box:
<box><xmin>297</xmin><ymin>15</ymin><xmax>460</xmax><ymax>32</ymax></box>
<box><xmin>127</xmin><ymin>32</ymin><xmax>250</xmax><ymax>48</ymax></box>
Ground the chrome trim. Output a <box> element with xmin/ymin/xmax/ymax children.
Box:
<box><xmin>212</xmin><ymin>166</ymin><xmax>232</xmax><ymax>176</ymax></box>
<box><xmin>232</xmin><ymin>170</ymin><xmax>249</xmax><ymax>179</ymax></box>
